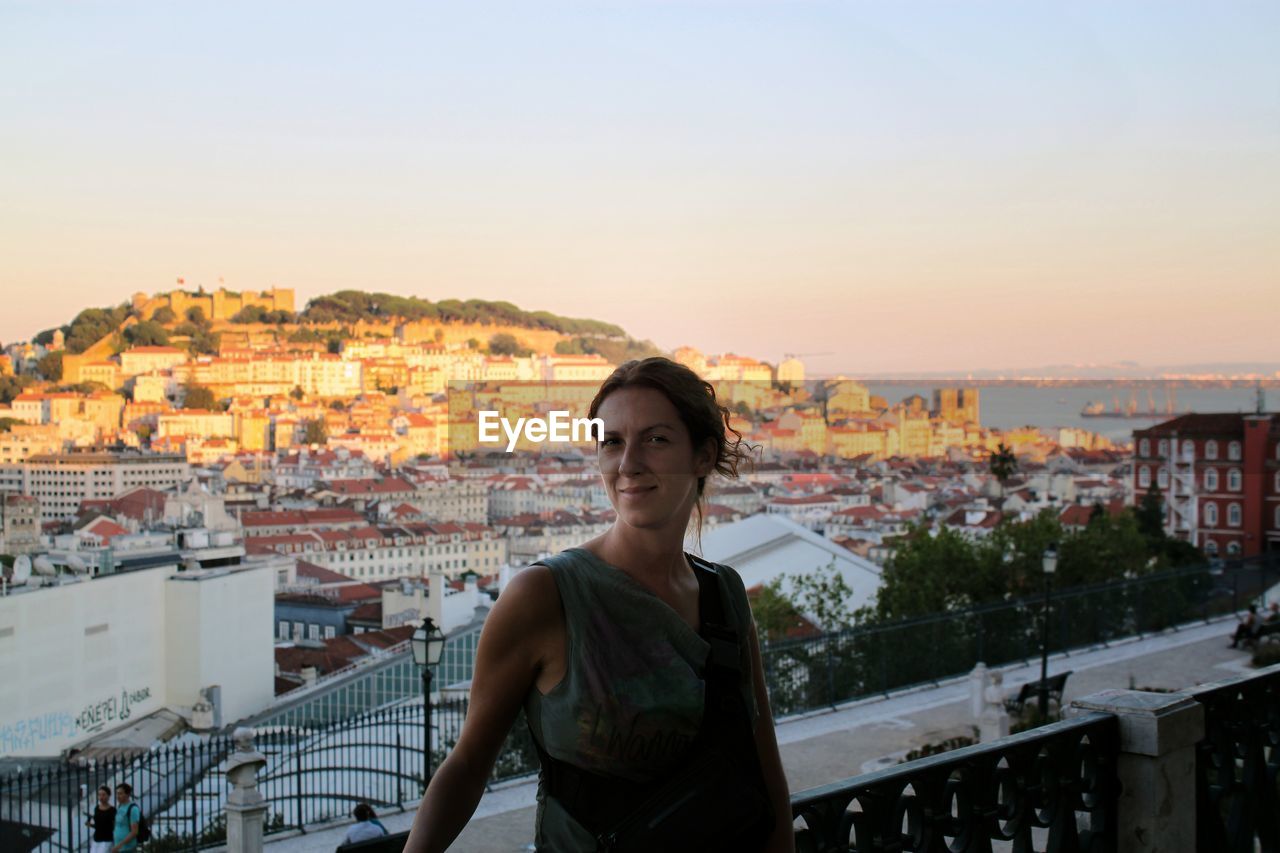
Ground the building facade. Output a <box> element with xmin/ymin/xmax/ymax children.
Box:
<box><xmin>1132</xmin><ymin>413</ymin><xmax>1280</xmax><ymax>557</ymax></box>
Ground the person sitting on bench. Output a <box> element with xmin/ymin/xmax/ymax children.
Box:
<box><xmin>1230</xmin><ymin>605</ymin><xmax>1259</xmax><ymax>649</ymax></box>
<box><xmin>340</xmin><ymin>804</ymin><xmax>388</xmax><ymax>848</ymax></box>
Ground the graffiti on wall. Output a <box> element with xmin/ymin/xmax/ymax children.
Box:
<box><xmin>75</xmin><ymin>686</ymin><xmax>153</xmax><ymax>735</ymax></box>
<box><xmin>0</xmin><ymin>711</ymin><xmax>77</xmax><ymax>754</ymax></box>
<box><xmin>0</xmin><ymin>684</ymin><xmax>157</xmax><ymax>756</ymax></box>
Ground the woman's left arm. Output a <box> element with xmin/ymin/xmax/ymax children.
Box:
<box><xmin>747</xmin><ymin>619</ymin><xmax>795</xmax><ymax>853</ymax></box>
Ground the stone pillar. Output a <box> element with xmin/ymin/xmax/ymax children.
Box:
<box><xmin>1068</xmin><ymin>689</ymin><xmax>1204</xmax><ymax>853</ymax></box>
<box><xmin>225</xmin><ymin>727</ymin><xmax>269</xmax><ymax>853</ymax></box>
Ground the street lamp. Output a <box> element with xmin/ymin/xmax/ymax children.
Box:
<box><xmin>1039</xmin><ymin>545</ymin><xmax>1058</xmax><ymax>722</ymax></box>
<box><xmin>411</xmin><ymin>617</ymin><xmax>446</xmax><ymax>786</ymax></box>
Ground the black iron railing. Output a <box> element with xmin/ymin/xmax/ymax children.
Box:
<box><xmin>790</xmin><ymin>712</ymin><xmax>1121</xmax><ymax>853</ymax></box>
<box><xmin>762</xmin><ymin>555</ymin><xmax>1276</xmax><ymax>718</ymax></box>
<box><xmin>1190</xmin><ymin>663</ymin><xmax>1280</xmax><ymax>852</ymax></box>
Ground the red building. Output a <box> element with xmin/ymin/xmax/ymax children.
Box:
<box><xmin>1132</xmin><ymin>412</ymin><xmax>1280</xmax><ymax>558</ymax></box>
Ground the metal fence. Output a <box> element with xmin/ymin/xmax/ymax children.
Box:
<box><xmin>1190</xmin><ymin>663</ymin><xmax>1280</xmax><ymax>851</ymax></box>
<box><xmin>791</xmin><ymin>711</ymin><xmax>1120</xmax><ymax>852</ymax></box>
<box><xmin>3</xmin><ymin>555</ymin><xmax>1276</xmax><ymax>851</ymax></box>
<box><xmin>761</xmin><ymin>554</ymin><xmax>1278</xmax><ymax>717</ymax></box>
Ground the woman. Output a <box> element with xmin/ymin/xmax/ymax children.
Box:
<box><xmin>405</xmin><ymin>357</ymin><xmax>792</xmax><ymax>852</ymax></box>
<box><xmin>88</xmin><ymin>785</ymin><xmax>115</xmax><ymax>853</ymax></box>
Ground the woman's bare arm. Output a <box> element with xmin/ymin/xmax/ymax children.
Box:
<box><xmin>403</xmin><ymin>565</ymin><xmax>562</xmax><ymax>853</ymax></box>
<box><xmin>747</xmin><ymin>620</ymin><xmax>795</xmax><ymax>853</ymax></box>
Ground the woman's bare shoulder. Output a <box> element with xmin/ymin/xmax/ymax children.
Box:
<box><xmin>487</xmin><ymin>563</ymin><xmax>563</xmax><ymax>633</ymax></box>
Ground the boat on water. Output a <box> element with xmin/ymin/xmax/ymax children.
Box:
<box><xmin>1081</xmin><ymin>389</ymin><xmax>1184</xmax><ymax>419</ymax></box>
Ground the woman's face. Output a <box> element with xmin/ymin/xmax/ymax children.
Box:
<box><xmin>98</xmin><ymin>788</ymin><xmax>110</xmax><ymax>806</ymax></box>
<box><xmin>595</xmin><ymin>386</ymin><xmax>714</xmax><ymax>533</ymax></box>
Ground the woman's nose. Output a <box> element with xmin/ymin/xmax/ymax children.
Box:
<box><xmin>618</xmin><ymin>441</ymin><xmax>646</xmax><ymax>476</ymax></box>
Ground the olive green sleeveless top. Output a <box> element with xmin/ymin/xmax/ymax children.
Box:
<box><xmin>523</xmin><ymin>547</ymin><xmax>758</xmax><ymax>851</ymax></box>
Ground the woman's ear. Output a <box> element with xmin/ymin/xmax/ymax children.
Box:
<box><xmin>694</xmin><ymin>438</ymin><xmax>716</xmax><ymax>478</ymax></box>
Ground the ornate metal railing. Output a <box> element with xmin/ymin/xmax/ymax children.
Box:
<box><xmin>790</xmin><ymin>712</ymin><xmax>1120</xmax><ymax>853</ymax></box>
<box><xmin>1190</xmin><ymin>663</ymin><xmax>1280</xmax><ymax>852</ymax></box>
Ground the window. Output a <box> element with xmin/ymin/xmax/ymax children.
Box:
<box><xmin>308</xmin><ymin>624</ymin><xmax>320</xmax><ymax>641</ymax></box>
<box><xmin>1275</xmin><ymin>506</ymin><xmax>1280</xmax><ymax>529</ymax></box>
<box><xmin>324</xmin><ymin>626</ymin><xmax>336</xmax><ymax>640</ymax></box>
<box><xmin>1140</xmin><ymin>438</ymin><xmax>1150</xmax><ymax>457</ymax></box>
<box><xmin>1204</xmin><ymin>469</ymin><xmax>1219</xmax><ymax>491</ymax></box>
<box><xmin>1158</xmin><ymin>439</ymin><xmax>1168</xmax><ymax>456</ymax></box>
<box><xmin>1205</xmin><ymin>503</ymin><xmax>1218</xmax><ymax>527</ymax></box>
<box><xmin>1227</xmin><ymin>541</ymin><xmax>1242</xmax><ymax>556</ymax></box>
<box><xmin>1157</xmin><ymin>468</ymin><xmax>1169</xmax><ymax>489</ymax></box>
<box><xmin>1228</xmin><ymin>503</ymin><xmax>1242</xmax><ymax>527</ymax></box>
<box><xmin>1228</xmin><ymin>469</ymin><xmax>1242</xmax><ymax>491</ymax></box>
<box><xmin>293</xmin><ymin>622</ymin><xmax>304</xmax><ymax>641</ymax></box>
<box><xmin>1206</xmin><ymin>440</ymin><xmax>1219</xmax><ymax>460</ymax></box>
<box><xmin>1228</xmin><ymin>441</ymin><xmax>1242</xmax><ymax>461</ymax></box>
<box><xmin>278</xmin><ymin>620</ymin><xmax>290</xmax><ymax>640</ymax></box>
<box><xmin>1205</xmin><ymin>539</ymin><xmax>1218</xmax><ymax>556</ymax></box>
<box><xmin>1181</xmin><ymin>439</ymin><xmax>1194</xmax><ymax>460</ymax></box>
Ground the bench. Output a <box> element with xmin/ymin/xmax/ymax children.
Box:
<box><xmin>335</xmin><ymin>830</ymin><xmax>409</xmax><ymax>853</ymax></box>
<box><xmin>1003</xmin><ymin>671</ymin><xmax>1072</xmax><ymax>716</ymax></box>
<box><xmin>1244</xmin><ymin>621</ymin><xmax>1280</xmax><ymax>649</ymax></box>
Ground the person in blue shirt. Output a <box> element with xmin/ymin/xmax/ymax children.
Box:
<box><xmin>112</xmin><ymin>783</ymin><xmax>140</xmax><ymax>853</ymax></box>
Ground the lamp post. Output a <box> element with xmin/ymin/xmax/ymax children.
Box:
<box><xmin>411</xmin><ymin>616</ymin><xmax>446</xmax><ymax>787</ymax></box>
<box><xmin>1038</xmin><ymin>544</ymin><xmax>1058</xmax><ymax>722</ymax></box>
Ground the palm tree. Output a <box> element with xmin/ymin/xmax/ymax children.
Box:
<box><xmin>989</xmin><ymin>442</ymin><xmax>1018</xmax><ymax>497</ymax></box>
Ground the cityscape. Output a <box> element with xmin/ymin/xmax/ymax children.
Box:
<box><xmin>2</xmin><ymin>1</ymin><xmax>1278</xmax><ymax>851</ymax></box>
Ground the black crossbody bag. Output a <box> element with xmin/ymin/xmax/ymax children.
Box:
<box><xmin>532</xmin><ymin>558</ymin><xmax>776</xmax><ymax>852</ymax></box>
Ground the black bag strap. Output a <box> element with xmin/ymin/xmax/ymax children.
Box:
<box><xmin>531</xmin><ymin>557</ymin><xmax>746</xmax><ymax>830</ymax></box>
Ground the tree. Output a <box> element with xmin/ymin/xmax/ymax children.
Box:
<box><xmin>303</xmin><ymin>418</ymin><xmax>328</xmax><ymax>445</ymax></box>
<box><xmin>0</xmin><ymin>375</ymin><xmax>34</xmax><ymax>404</ymax></box>
<box><xmin>989</xmin><ymin>443</ymin><xmax>1018</xmax><ymax>495</ymax></box>
<box><xmin>0</xmin><ymin>417</ymin><xmax>22</xmax><ymax>433</ymax></box>
<box><xmin>232</xmin><ymin>305</ymin><xmax>267</xmax><ymax>324</ymax></box>
<box><xmin>151</xmin><ymin>306</ymin><xmax>177</xmax><ymax>324</ymax></box>
<box><xmin>488</xmin><ymin>333</ymin><xmax>522</xmax><ymax>356</ymax></box>
<box><xmin>1135</xmin><ymin>485</ymin><xmax>1166</xmax><ymax>541</ymax></box>
<box><xmin>123</xmin><ymin>321</ymin><xmax>171</xmax><ymax>347</ymax></box>
<box><xmin>183</xmin><ymin>383</ymin><xmax>216</xmax><ymax>410</ymax></box>
<box><xmin>290</xmin><ymin>385</ymin><xmax>305</xmax><ymax>401</ymax></box>
<box><xmin>751</xmin><ymin>578</ymin><xmax>807</xmax><ymax>642</ymax></box>
<box><xmin>185</xmin><ymin>306</ymin><xmax>208</xmax><ymax>327</ymax></box>
<box><xmin>36</xmin><ymin>351</ymin><xmax>63</xmax><ymax>383</ymax></box>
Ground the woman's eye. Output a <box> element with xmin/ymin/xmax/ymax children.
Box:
<box><xmin>648</xmin><ymin>435</ymin><xmax>668</xmax><ymax>443</ymax></box>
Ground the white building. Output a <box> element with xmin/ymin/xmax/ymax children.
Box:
<box><xmin>693</xmin><ymin>514</ymin><xmax>883</xmax><ymax>631</ymax></box>
<box><xmin>0</xmin><ymin>541</ymin><xmax>275</xmax><ymax>758</ymax></box>
<box><xmin>19</xmin><ymin>450</ymin><xmax>190</xmax><ymax>522</ymax></box>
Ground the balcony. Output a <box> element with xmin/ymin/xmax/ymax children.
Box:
<box><xmin>4</xmin><ymin>559</ymin><xmax>1277</xmax><ymax>852</ymax></box>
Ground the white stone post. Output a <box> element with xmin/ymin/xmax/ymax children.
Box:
<box><xmin>225</xmin><ymin>726</ymin><xmax>269</xmax><ymax>853</ymax></box>
<box><xmin>1068</xmin><ymin>689</ymin><xmax>1204</xmax><ymax>853</ymax></box>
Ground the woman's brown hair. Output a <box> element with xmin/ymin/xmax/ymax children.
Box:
<box><xmin>588</xmin><ymin>356</ymin><xmax>756</xmax><ymax>537</ymax></box>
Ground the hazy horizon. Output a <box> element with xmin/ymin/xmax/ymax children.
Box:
<box><xmin>3</xmin><ymin>1</ymin><xmax>1277</xmax><ymax>373</ymax></box>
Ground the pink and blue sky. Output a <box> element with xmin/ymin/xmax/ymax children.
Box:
<box><xmin>1</xmin><ymin>1</ymin><xmax>1276</xmax><ymax>374</ymax></box>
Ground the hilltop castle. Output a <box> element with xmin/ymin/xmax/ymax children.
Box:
<box><xmin>134</xmin><ymin>286</ymin><xmax>295</xmax><ymax>322</ymax></box>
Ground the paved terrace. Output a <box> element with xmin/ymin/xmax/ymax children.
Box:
<box><xmin>265</xmin><ymin>613</ymin><xmax>1253</xmax><ymax>852</ymax></box>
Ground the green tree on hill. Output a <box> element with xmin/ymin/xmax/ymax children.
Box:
<box><xmin>303</xmin><ymin>418</ymin><xmax>328</xmax><ymax>445</ymax></box>
<box><xmin>36</xmin><ymin>351</ymin><xmax>63</xmax><ymax>382</ymax></box>
<box><xmin>123</xmin><ymin>321</ymin><xmax>171</xmax><ymax>347</ymax></box>
<box><xmin>152</xmin><ymin>306</ymin><xmax>177</xmax><ymax>324</ymax></box>
<box><xmin>183</xmin><ymin>383</ymin><xmax>216</xmax><ymax>410</ymax></box>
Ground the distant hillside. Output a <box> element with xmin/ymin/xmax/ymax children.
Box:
<box><xmin>29</xmin><ymin>289</ymin><xmax>666</xmax><ymax>364</ymax></box>
<box><xmin>300</xmin><ymin>291</ymin><xmax>627</xmax><ymax>338</ymax></box>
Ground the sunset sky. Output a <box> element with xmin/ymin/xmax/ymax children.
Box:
<box><xmin>2</xmin><ymin>1</ymin><xmax>1276</xmax><ymax>374</ymax></box>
